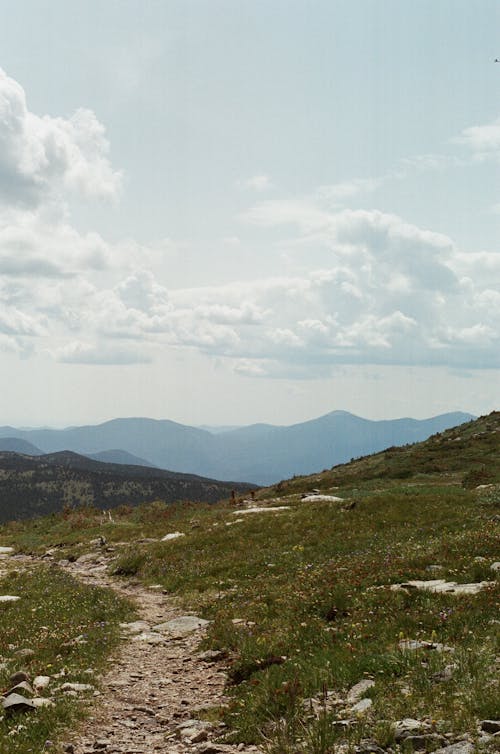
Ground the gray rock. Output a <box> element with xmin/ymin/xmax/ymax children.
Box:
<box><xmin>159</xmin><ymin>616</ymin><xmax>210</xmax><ymax>636</ymax></box>
<box><xmin>394</xmin><ymin>719</ymin><xmax>430</xmax><ymax>741</ymax></box>
<box><xmin>15</xmin><ymin>648</ymin><xmax>35</xmax><ymax>658</ymax></box>
<box><xmin>491</xmin><ymin>562</ymin><xmax>500</xmax><ymax>572</ymax></box>
<box><xmin>33</xmin><ymin>675</ymin><xmax>51</xmax><ymax>690</ymax></box>
<box><xmin>433</xmin><ymin>743</ymin><xmax>475</xmax><ymax>754</ymax></box>
<box><xmin>0</xmin><ymin>595</ymin><xmax>20</xmax><ymax>603</ymax></box>
<box><xmin>481</xmin><ymin>721</ymin><xmax>500</xmax><ymax>733</ymax></box>
<box><xmin>1</xmin><ymin>692</ymin><xmax>36</xmax><ymax>712</ymax></box>
<box><xmin>351</xmin><ymin>698</ymin><xmax>372</xmax><ymax>714</ymax></box>
<box><xmin>120</xmin><ymin>620</ymin><xmax>151</xmax><ymax>634</ymax></box>
<box><xmin>7</xmin><ymin>681</ymin><xmax>34</xmax><ymax>696</ymax></box>
<box><xmin>131</xmin><ymin>631</ymin><xmax>165</xmax><ymax>644</ymax></box>
<box><xmin>9</xmin><ymin>671</ymin><xmax>30</xmax><ymax>686</ymax></box>
<box><xmin>197</xmin><ymin>649</ymin><xmax>228</xmax><ymax>662</ymax></box>
<box><xmin>357</xmin><ymin>740</ymin><xmax>385</xmax><ymax>754</ymax></box>
<box><xmin>347</xmin><ymin>679</ymin><xmax>375</xmax><ymax>702</ymax></box>
<box><xmin>398</xmin><ymin>639</ymin><xmax>454</xmax><ymax>653</ymax></box>
<box><xmin>432</xmin><ymin>664</ymin><xmax>456</xmax><ymax>682</ymax></box>
<box><xmin>0</xmin><ymin>546</ymin><xmax>14</xmax><ymax>555</ymax></box>
<box><xmin>60</xmin><ymin>682</ymin><xmax>94</xmax><ymax>693</ymax></box>
<box><xmin>32</xmin><ymin>697</ymin><xmax>55</xmax><ymax>708</ymax></box>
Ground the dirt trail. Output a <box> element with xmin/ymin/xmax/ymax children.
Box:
<box><xmin>49</xmin><ymin>551</ymin><xmax>260</xmax><ymax>754</ymax></box>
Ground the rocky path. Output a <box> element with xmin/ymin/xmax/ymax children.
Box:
<box><xmin>52</xmin><ymin>551</ymin><xmax>260</xmax><ymax>754</ymax></box>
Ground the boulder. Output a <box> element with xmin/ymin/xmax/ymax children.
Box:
<box><xmin>347</xmin><ymin>679</ymin><xmax>375</xmax><ymax>702</ymax></box>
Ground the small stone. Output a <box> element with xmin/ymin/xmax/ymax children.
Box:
<box><xmin>347</xmin><ymin>679</ymin><xmax>375</xmax><ymax>702</ymax></box>
<box><xmin>120</xmin><ymin>620</ymin><xmax>151</xmax><ymax>634</ymax></box>
<box><xmin>394</xmin><ymin>719</ymin><xmax>429</xmax><ymax>741</ymax></box>
<box><xmin>0</xmin><ymin>595</ymin><xmax>20</xmax><ymax>603</ymax></box>
<box><xmin>9</xmin><ymin>671</ymin><xmax>30</xmax><ymax>686</ymax></box>
<box><xmin>161</xmin><ymin>532</ymin><xmax>185</xmax><ymax>541</ymax></box>
<box><xmin>491</xmin><ymin>562</ymin><xmax>500</xmax><ymax>572</ymax></box>
<box><xmin>32</xmin><ymin>697</ymin><xmax>55</xmax><ymax>708</ymax></box>
<box><xmin>61</xmin><ymin>682</ymin><xmax>94</xmax><ymax>693</ymax></box>
<box><xmin>131</xmin><ymin>631</ymin><xmax>165</xmax><ymax>644</ymax></box>
<box><xmin>351</xmin><ymin>698</ymin><xmax>372</xmax><ymax>714</ymax></box>
<box><xmin>15</xmin><ymin>648</ymin><xmax>35</xmax><ymax>658</ymax></box>
<box><xmin>8</xmin><ymin>681</ymin><xmax>34</xmax><ymax>696</ymax></box>
<box><xmin>197</xmin><ymin>649</ymin><xmax>227</xmax><ymax>662</ymax></box>
<box><xmin>481</xmin><ymin>720</ymin><xmax>500</xmax><ymax>733</ymax></box>
<box><xmin>0</xmin><ymin>546</ymin><xmax>14</xmax><ymax>554</ymax></box>
<box><xmin>357</xmin><ymin>740</ymin><xmax>384</xmax><ymax>754</ymax></box>
<box><xmin>33</xmin><ymin>675</ymin><xmax>51</xmax><ymax>690</ymax></box>
<box><xmin>432</xmin><ymin>665</ymin><xmax>455</xmax><ymax>682</ymax></box>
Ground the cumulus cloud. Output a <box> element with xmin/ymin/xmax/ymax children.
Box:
<box><xmin>0</xmin><ymin>68</ymin><xmax>121</xmax><ymax>209</ymax></box>
<box><xmin>454</xmin><ymin>116</ymin><xmax>500</xmax><ymax>159</ymax></box>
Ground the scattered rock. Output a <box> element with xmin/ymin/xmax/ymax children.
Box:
<box><xmin>347</xmin><ymin>678</ymin><xmax>375</xmax><ymax>702</ymax></box>
<box><xmin>232</xmin><ymin>506</ymin><xmax>290</xmax><ymax>515</ymax></box>
<box><xmin>161</xmin><ymin>532</ymin><xmax>185</xmax><ymax>542</ymax></box>
<box><xmin>432</xmin><ymin>664</ymin><xmax>455</xmax><ymax>682</ymax></box>
<box><xmin>0</xmin><ymin>546</ymin><xmax>14</xmax><ymax>555</ymax></box>
<box><xmin>159</xmin><ymin>616</ymin><xmax>210</xmax><ymax>636</ymax></box>
<box><xmin>301</xmin><ymin>494</ymin><xmax>344</xmax><ymax>503</ymax></box>
<box><xmin>120</xmin><ymin>620</ymin><xmax>151</xmax><ymax>634</ymax></box>
<box><xmin>131</xmin><ymin>631</ymin><xmax>165</xmax><ymax>644</ymax></box>
<box><xmin>0</xmin><ymin>595</ymin><xmax>20</xmax><ymax>603</ymax></box>
<box><xmin>481</xmin><ymin>720</ymin><xmax>500</xmax><ymax>733</ymax></box>
<box><xmin>1</xmin><ymin>692</ymin><xmax>36</xmax><ymax>713</ymax></box>
<box><xmin>33</xmin><ymin>675</ymin><xmax>51</xmax><ymax>690</ymax></box>
<box><xmin>351</xmin><ymin>698</ymin><xmax>372</xmax><ymax>714</ymax></box>
<box><xmin>399</xmin><ymin>639</ymin><xmax>454</xmax><ymax>653</ymax></box>
<box><xmin>357</xmin><ymin>739</ymin><xmax>384</xmax><ymax>754</ymax></box>
<box><xmin>392</xmin><ymin>579</ymin><xmax>495</xmax><ymax>595</ymax></box>
<box><xmin>32</xmin><ymin>697</ymin><xmax>55</xmax><ymax>708</ymax></box>
<box><xmin>9</xmin><ymin>671</ymin><xmax>30</xmax><ymax>686</ymax></box>
<box><xmin>394</xmin><ymin>718</ymin><xmax>430</xmax><ymax>741</ymax></box>
<box><xmin>7</xmin><ymin>681</ymin><xmax>34</xmax><ymax>696</ymax></box>
<box><xmin>60</xmin><ymin>682</ymin><xmax>94</xmax><ymax>693</ymax></box>
<box><xmin>491</xmin><ymin>562</ymin><xmax>500</xmax><ymax>572</ymax></box>
<box><xmin>433</xmin><ymin>743</ymin><xmax>475</xmax><ymax>754</ymax></box>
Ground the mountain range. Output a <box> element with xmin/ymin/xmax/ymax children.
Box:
<box><xmin>0</xmin><ymin>410</ymin><xmax>474</xmax><ymax>485</ymax></box>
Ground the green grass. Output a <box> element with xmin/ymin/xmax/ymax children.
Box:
<box><xmin>1</xmin><ymin>413</ymin><xmax>500</xmax><ymax>752</ymax></box>
<box><xmin>0</xmin><ymin>565</ymin><xmax>135</xmax><ymax>753</ymax></box>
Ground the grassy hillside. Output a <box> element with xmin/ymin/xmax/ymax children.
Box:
<box><xmin>1</xmin><ymin>412</ymin><xmax>499</xmax><ymax>753</ymax></box>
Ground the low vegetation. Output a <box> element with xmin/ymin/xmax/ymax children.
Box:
<box><xmin>0</xmin><ymin>565</ymin><xmax>135</xmax><ymax>753</ymax></box>
<box><xmin>1</xmin><ymin>412</ymin><xmax>499</xmax><ymax>752</ymax></box>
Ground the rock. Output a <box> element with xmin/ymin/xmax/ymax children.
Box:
<box><xmin>75</xmin><ymin>552</ymin><xmax>101</xmax><ymax>564</ymax></box>
<box><xmin>0</xmin><ymin>546</ymin><xmax>14</xmax><ymax>554</ymax></box>
<box><xmin>398</xmin><ymin>639</ymin><xmax>454</xmax><ymax>653</ymax></box>
<box><xmin>197</xmin><ymin>649</ymin><xmax>228</xmax><ymax>662</ymax></box>
<box><xmin>481</xmin><ymin>720</ymin><xmax>500</xmax><ymax>733</ymax></box>
<box><xmin>7</xmin><ymin>681</ymin><xmax>34</xmax><ymax>696</ymax></box>
<box><xmin>0</xmin><ymin>595</ymin><xmax>20</xmax><ymax>603</ymax></box>
<box><xmin>161</xmin><ymin>532</ymin><xmax>185</xmax><ymax>541</ymax></box>
<box><xmin>61</xmin><ymin>682</ymin><xmax>94</xmax><ymax>693</ymax></box>
<box><xmin>1</xmin><ymin>692</ymin><xmax>36</xmax><ymax>712</ymax></box>
<box><xmin>432</xmin><ymin>664</ymin><xmax>455</xmax><ymax>682</ymax></box>
<box><xmin>120</xmin><ymin>620</ymin><xmax>151</xmax><ymax>634</ymax></box>
<box><xmin>33</xmin><ymin>675</ymin><xmax>51</xmax><ymax>690</ymax></box>
<box><xmin>433</xmin><ymin>743</ymin><xmax>475</xmax><ymax>754</ymax></box>
<box><xmin>131</xmin><ymin>631</ymin><xmax>165</xmax><ymax>644</ymax></box>
<box><xmin>491</xmin><ymin>562</ymin><xmax>500</xmax><ymax>572</ymax></box>
<box><xmin>392</xmin><ymin>579</ymin><xmax>495</xmax><ymax>595</ymax></box>
<box><xmin>394</xmin><ymin>719</ymin><xmax>430</xmax><ymax>741</ymax></box>
<box><xmin>9</xmin><ymin>671</ymin><xmax>30</xmax><ymax>686</ymax></box>
<box><xmin>301</xmin><ymin>495</ymin><xmax>344</xmax><ymax>503</ymax></box>
<box><xmin>232</xmin><ymin>506</ymin><xmax>291</xmax><ymax>515</ymax></box>
<box><xmin>351</xmin><ymin>698</ymin><xmax>372</xmax><ymax>714</ymax></box>
<box><xmin>357</xmin><ymin>740</ymin><xmax>385</xmax><ymax>754</ymax></box>
<box><xmin>347</xmin><ymin>679</ymin><xmax>375</xmax><ymax>702</ymax></box>
<box><xmin>15</xmin><ymin>648</ymin><xmax>35</xmax><ymax>658</ymax></box>
<box><xmin>32</xmin><ymin>697</ymin><xmax>55</xmax><ymax>708</ymax></box>
<box><xmin>159</xmin><ymin>616</ymin><xmax>210</xmax><ymax>636</ymax></box>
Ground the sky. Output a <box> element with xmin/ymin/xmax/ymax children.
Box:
<box><xmin>0</xmin><ymin>0</ymin><xmax>499</xmax><ymax>428</ymax></box>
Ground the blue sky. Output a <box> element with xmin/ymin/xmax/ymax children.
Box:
<box><xmin>0</xmin><ymin>1</ymin><xmax>498</xmax><ymax>427</ymax></box>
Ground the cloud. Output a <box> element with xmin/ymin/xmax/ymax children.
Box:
<box><xmin>454</xmin><ymin>116</ymin><xmax>500</xmax><ymax>159</ymax></box>
<box><xmin>54</xmin><ymin>341</ymin><xmax>152</xmax><ymax>365</ymax></box>
<box><xmin>0</xmin><ymin>68</ymin><xmax>122</xmax><ymax>210</ymax></box>
<box><xmin>240</xmin><ymin>174</ymin><xmax>274</xmax><ymax>192</ymax></box>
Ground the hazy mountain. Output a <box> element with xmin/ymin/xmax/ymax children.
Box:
<box><xmin>0</xmin><ymin>410</ymin><xmax>475</xmax><ymax>485</ymax></box>
<box><xmin>85</xmin><ymin>449</ymin><xmax>157</xmax><ymax>467</ymax></box>
<box><xmin>0</xmin><ymin>450</ymin><xmax>255</xmax><ymax>523</ymax></box>
<box><xmin>0</xmin><ymin>437</ymin><xmax>43</xmax><ymax>455</ymax></box>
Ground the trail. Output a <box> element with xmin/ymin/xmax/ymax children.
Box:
<box><xmin>44</xmin><ymin>550</ymin><xmax>260</xmax><ymax>754</ymax></box>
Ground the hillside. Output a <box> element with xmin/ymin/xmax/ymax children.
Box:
<box><xmin>0</xmin><ymin>410</ymin><xmax>474</xmax><ymax>484</ymax></box>
<box><xmin>0</xmin><ymin>450</ymin><xmax>255</xmax><ymax>522</ymax></box>
<box><xmin>0</xmin><ymin>411</ymin><xmax>498</xmax><ymax>754</ymax></box>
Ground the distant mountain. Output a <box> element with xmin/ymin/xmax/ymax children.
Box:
<box><xmin>0</xmin><ymin>450</ymin><xmax>255</xmax><ymax>523</ymax></box>
<box><xmin>0</xmin><ymin>411</ymin><xmax>475</xmax><ymax>485</ymax></box>
<box><xmin>0</xmin><ymin>437</ymin><xmax>43</xmax><ymax>455</ymax></box>
<box><xmin>85</xmin><ymin>449</ymin><xmax>157</xmax><ymax>468</ymax></box>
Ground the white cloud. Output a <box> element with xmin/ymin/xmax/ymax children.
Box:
<box><xmin>0</xmin><ymin>68</ymin><xmax>121</xmax><ymax>209</ymax></box>
<box><xmin>454</xmin><ymin>117</ymin><xmax>500</xmax><ymax>160</ymax></box>
<box><xmin>54</xmin><ymin>341</ymin><xmax>152</xmax><ymax>365</ymax></box>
